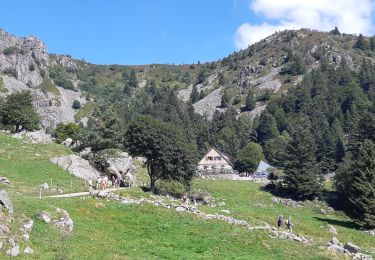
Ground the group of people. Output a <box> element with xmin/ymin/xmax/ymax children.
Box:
<box><xmin>277</xmin><ymin>215</ymin><xmax>293</xmax><ymax>233</ymax></box>
<box><xmin>87</xmin><ymin>170</ymin><xmax>134</xmax><ymax>192</ymax></box>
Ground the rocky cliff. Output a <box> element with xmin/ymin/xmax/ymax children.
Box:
<box><xmin>0</xmin><ymin>29</ymin><xmax>87</xmax><ymax>129</ymax></box>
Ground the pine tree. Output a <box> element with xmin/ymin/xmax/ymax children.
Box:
<box><xmin>256</xmin><ymin>112</ymin><xmax>279</xmax><ymax>144</ymax></box>
<box><xmin>355</xmin><ymin>34</ymin><xmax>369</xmax><ymax>50</ymax></box>
<box><xmin>283</xmin><ymin>120</ymin><xmax>322</xmax><ymax>200</ymax></box>
<box><xmin>128</xmin><ymin>69</ymin><xmax>137</xmax><ymax>88</ymax></box>
<box><xmin>330</xmin><ymin>26</ymin><xmax>341</xmax><ymax>35</ymax></box>
<box><xmin>221</xmin><ymin>88</ymin><xmax>231</xmax><ymax>107</ymax></box>
<box><xmin>245</xmin><ymin>90</ymin><xmax>256</xmax><ymax>111</ymax></box>
<box><xmin>345</xmin><ymin>140</ymin><xmax>375</xmax><ymax>228</ymax></box>
<box><xmin>190</xmin><ymin>84</ymin><xmax>199</xmax><ymax>103</ymax></box>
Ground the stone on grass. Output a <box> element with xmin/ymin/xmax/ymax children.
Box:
<box><xmin>22</xmin><ymin>219</ymin><xmax>34</xmax><ymax>232</ymax></box>
<box><xmin>53</xmin><ymin>208</ymin><xmax>74</xmax><ymax>233</ymax></box>
<box><xmin>6</xmin><ymin>244</ymin><xmax>19</xmax><ymax>257</ymax></box>
<box><xmin>0</xmin><ymin>177</ymin><xmax>10</xmax><ymax>185</ymax></box>
<box><xmin>24</xmin><ymin>246</ymin><xmax>33</xmax><ymax>254</ymax></box>
<box><xmin>40</xmin><ymin>182</ymin><xmax>49</xmax><ymax>189</ymax></box>
<box><xmin>221</xmin><ymin>209</ymin><xmax>230</xmax><ymax>214</ymax></box>
<box><xmin>344</xmin><ymin>242</ymin><xmax>361</xmax><ymax>254</ymax></box>
<box><xmin>0</xmin><ymin>224</ymin><xmax>9</xmax><ymax>235</ymax></box>
<box><xmin>328</xmin><ymin>244</ymin><xmax>345</xmax><ymax>254</ymax></box>
<box><xmin>36</xmin><ymin>211</ymin><xmax>51</xmax><ymax>223</ymax></box>
<box><xmin>328</xmin><ymin>225</ymin><xmax>337</xmax><ymax>234</ymax></box>
<box><xmin>0</xmin><ymin>190</ymin><xmax>13</xmax><ymax>213</ymax></box>
<box><xmin>176</xmin><ymin>206</ymin><xmax>187</xmax><ymax>212</ymax></box>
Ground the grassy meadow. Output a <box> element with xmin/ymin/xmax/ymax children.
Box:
<box><xmin>0</xmin><ymin>133</ymin><xmax>374</xmax><ymax>259</ymax></box>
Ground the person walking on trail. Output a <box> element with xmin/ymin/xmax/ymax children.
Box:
<box><xmin>277</xmin><ymin>215</ymin><xmax>284</xmax><ymax>229</ymax></box>
<box><xmin>287</xmin><ymin>217</ymin><xmax>293</xmax><ymax>233</ymax></box>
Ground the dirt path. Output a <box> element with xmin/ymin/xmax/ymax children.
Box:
<box><xmin>47</xmin><ymin>187</ymin><xmax>126</xmax><ymax>198</ymax></box>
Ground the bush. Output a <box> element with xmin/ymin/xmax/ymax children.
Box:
<box><xmin>29</xmin><ymin>64</ymin><xmax>35</xmax><ymax>71</ymax></box>
<box><xmin>72</xmin><ymin>100</ymin><xmax>81</xmax><ymax>109</ymax></box>
<box><xmin>3</xmin><ymin>46</ymin><xmax>24</xmax><ymax>56</ymax></box>
<box><xmin>3</xmin><ymin>67</ymin><xmax>18</xmax><ymax>78</ymax></box>
<box><xmin>188</xmin><ymin>189</ymin><xmax>212</xmax><ymax>204</ymax></box>
<box><xmin>156</xmin><ymin>180</ymin><xmax>186</xmax><ymax>198</ymax></box>
<box><xmin>53</xmin><ymin>122</ymin><xmax>81</xmax><ymax>143</ymax></box>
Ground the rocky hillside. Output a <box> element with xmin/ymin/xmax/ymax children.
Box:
<box><xmin>0</xmin><ymin>28</ymin><xmax>373</xmax><ymax>127</ymax></box>
<box><xmin>0</xmin><ymin>29</ymin><xmax>87</xmax><ymax>129</ymax></box>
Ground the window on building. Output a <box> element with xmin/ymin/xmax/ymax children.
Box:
<box><xmin>207</xmin><ymin>156</ymin><xmax>213</xmax><ymax>161</ymax></box>
<box><xmin>215</xmin><ymin>156</ymin><xmax>221</xmax><ymax>161</ymax></box>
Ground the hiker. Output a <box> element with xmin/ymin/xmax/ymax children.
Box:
<box><xmin>103</xmin><ymin>176</ymin><xmax>109</xmax><ymax>190</ymax></box>
<box><xmin>97</xmin><ymin>177</ymin><xmax>102</xmax><ymax>190</ymax></box>
<box><xmin>287</xmin><ymin>217</ymin><xmax>293</xmax><ymax>233</ymax></box>
<box><xmin>111</xmin><ymin>175</ymin><xmax>116</xmax><ymax>187</ymax></box>
<box><xmin>277</xmin><ymin>214</ymin><xmax>284</xmax><ymax>228</ymax></box>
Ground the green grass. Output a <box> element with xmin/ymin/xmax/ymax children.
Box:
<box><xmin>74</xmin><ymin>100</ymin><xmax>95</xmax><ymax>121</ymax></box>
<box><xmin>1</xmin><ymin>133</ymin><xmax>374</xmax><ymax>259</ymax></box>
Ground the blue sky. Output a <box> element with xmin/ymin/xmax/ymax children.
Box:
<box><xmin>1</xmin><ymin>0</ymin><xmax>374</xmax><ymax>65</ymax></box>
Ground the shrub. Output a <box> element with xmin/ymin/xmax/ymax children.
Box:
<box><xmin>3</xmin><ymin>67</ymin><xmax>18</xmax><ymax>78</ymax></box>
<box><xmin>72</xmin><ymin>100</ymin><xmax>81</xmax><ymax>109</ymax></box>
<box><xmin>156</xmin><ymin>180</ymin><xmax>186</xmax><ymax>198</ymax></box>
<box><xmin>233</xmin><ymin>95</ymin><xmax>241</xmax><ymax>105</ymax></box>
<box><xmin>188</xmin><ymin>189</ymin><xmax>212</xmax><ymax>204</ymax></box>
<box><xmin>53</xmin><ymin>122</ymin><xmax>81</xmax><ymax>143</ymax></box>
<box><xmin>3</xmin><ymin>46</ymin><xmax>24</xmax><ymax>55</ymax></box>
<box><xmin>29</xmin><ymin>64</ymin><xmax>35</xmax><ymax>71</ymax></box>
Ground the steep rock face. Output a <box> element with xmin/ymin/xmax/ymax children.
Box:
<box><xmin>2</xmin><ymin>75</ymin><xmax>86</xmax><ymax>129</ymax></box>
<box><xmin>0</xmin><ymin>29</ymin><xmax>48</xmax><ymax>86</ymax></box>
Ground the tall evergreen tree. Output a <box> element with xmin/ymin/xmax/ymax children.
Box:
<box><xmin>283</xmin><ymin>120</ymin><xmax>322</xmax><ymax>200</ymax></box>
<box><xmin>256</xmin><ymin>112</ymin><xmax>279</xmax><ymax>144</ymax></box>
<box><xmin>245</xmin><ymin>90</ymin><xmax>256</xmax><ymax>111</ymax></box>
<box><xmin>354</xmin><ymin>34</ymin><xmax>368</xmax><ymax>50</ymax></box>
<box><xmin>344</xmin><ymin>140</ymin><xmax>375</xmax><ymax>228</ymax></box>
<box><xmin>190</xmin><ymin>84</ymin><xmax>199</xmax><ymax>103</ymax></box>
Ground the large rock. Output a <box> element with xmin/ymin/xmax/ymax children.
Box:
<box><xmin>0</xmin><ymin>224</ymin><xmax>9</xmax><ymax>235</ymax></box>
<box><xmin>0</xmin><ymin>29</ymin><xmax>48</xmax><ymax>87</ymax></box>
<box><xmin>53</xmin><ymin>208</ymin><xmax>74</xmax><ymax>233</ymax></box>
<box><xmin>50</xmin><ymin>155</ymin><xmax>100</xmax><ymax>180</ymax></box>
<box><xmin>107</xmin><ymin>152</ymin><xmax>135</xmax><ymax>175</ymax></box>
<box><xmin>24</xmin><ymin>246</ymin><xmax>33</xmax><ymax>254</ymax></box>
<box><xmin>36</xmin><ymin>211</ymin><xmax>51</xmax><ymax>223</ymax></box>
<box><xmin>0</xmin><ymin>190</ymin><xmax>13</xmax><ymax>213</ymax></box>
<box><xmin>11</xmin><ymin>130</ymin><xmax>53</xmax><ymax>143</ymax></box>
<box><xmin>6</xmin><ymin>245</ymin><xmax>19</xmax><ymax>257</ymax></box>
<box><xmin>344</xmin><ymin>242</ymin><xmax>361</xmax><ymax>254</ymax></box>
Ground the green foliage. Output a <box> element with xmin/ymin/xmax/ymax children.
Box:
<box><xmin>281</xmin><ymin>50</ymin><xmax>306</xmax><ymax>76</ymax></box>
<box><xmin>53</xmin><ymin>123</ymin><xmax>81</xmax><ymax>143</ymax></box>
<box><xmin>0</xmin><ymin>76</ymin><xmax>7</xmax><ymax>93</ymax></box>
<box><xmin>156</xmin><ymin>179</ymin><xmax>186</xmax><ymax>198</ymax></box>
<box><xmin>125</xmin><ymin>115</ymin><xmax>197</xmax><ymax>192</ymax></box>
<box><xmin>221</xmin><ymin>88</ymin><xmax>231</xmax><ymax>107</ymax></box>
<box><xmin>256</xmin><ymin>112</ymin><xmax>279</xmax><ymax>144</ymax></box>
<box><xmin>336</xmin><ymin>140</ymin><xmax>375</xmax><ymax>228</ymax></box>
<box><xmin>128</xmin><ymin>69</ymin><xmax>138</xmax><ymax>88</ymax></box>
<box><xmin>354</xmin><ymin>34</ymin><xmax>369</xmax><ymax>50</ymax></box>
<box><xmin>3</xmin><ymin>46</ymin><xmax>24</xmax><ymax>55</ymax></box>
<box><xmin>235</xmin><ymin>142</ymin><xmax>264</xmax><ymax>173</ymax></box>
<box><xmin>3</xmin><ymin>67</ymin><xmax>18</xmax><ymax>78</ymax></box>
<box><xmin>79</xmin><ymin>105</ymin><xmax>123</xmax><ymax>151</ymax></box>
<box><xmin>330</xmin><ymin>26</ymin><xmax>341</xmax><ymax>35</ymax></box>
<box><xmin>49</xmin><ymin>66</ymin><xmax>74</xmax><ymax>90</ymax></box>
<box><xmin>1</xmin><ymin>91</ymin><xmax>40</xmax><ymax>132</ymax></box>
<box><xmin>39</xmin><ymin>78</ymin><xmax>60</xmax><ymax>96</ymax></box>
<box><xmin>282</xmin><ymin>119</ymin><xmax>322</xmax><ymax>200</ymax></box>
<box><xmin>190</xmin><ymin>84</ymin><xmax>199</xmax><ymax>103</ymax></box>
<box><xmin>245</xmin><ymin>90</ymin><xmax>256</xmax><ymax>111</ymax></box>
<box><xmin>72</xmin><ymin>99</ymin><xmax>81</xmax><ymax>109</ymax></box>
<box><xmin>264</xmin><ymin>131</ymin><xmax>291</xmax><ymax>168</ymax></box>
<box><xmin>196</xmin><ymin>69</ymin><xmax>205</xmax><ymax>84</ymax></box>
<box><xmin>232</xmin><ymin>95</ymin><xmax>241</xmax><ymax>105</ymax></box>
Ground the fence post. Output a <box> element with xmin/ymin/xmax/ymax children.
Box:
<box><xmin>39</xmin><ymin>187</ymin><xmax>42</xmax><ymax>199</ymax></box>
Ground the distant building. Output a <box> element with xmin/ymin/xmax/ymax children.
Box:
<box><xmin>197</xmin><ymin>148</ymin><xmax>233</xmax><ymax>174</ymax></box>
<box><xmin>254</xmin><ymin>160</ymin><xmax>273</xmax><ymax>177</ymax></box>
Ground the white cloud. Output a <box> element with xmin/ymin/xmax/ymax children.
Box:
<box><xmin>234</xmin><ymin>0</ymin><xmax>375</xmax><ymax>49</ymax></box>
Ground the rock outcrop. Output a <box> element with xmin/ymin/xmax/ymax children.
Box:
<box><xmin>50</xmin><ymin>155</ymin><xmax>100</xmax><ymax>180</ymax></box>
<box><xmin>0</xmin><ymin>190</ymin><xmax>13</xmax><ymax>213</ymax></box>
<box><xmin>0</xmin><ymin>29</ymin><xmax>48</xmax><ymax>86</ymax></box>
<box><xmin>107</xmin><ymin>152</ymin><xmax>135</xmax><ymax>175</ymax></box>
